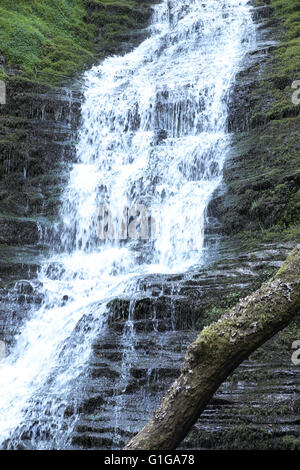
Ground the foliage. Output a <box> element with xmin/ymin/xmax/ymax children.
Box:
<box><xmin>0</xmin><ymin>0</ymin><xmax>152</xmax><ymax>85</ymax></box>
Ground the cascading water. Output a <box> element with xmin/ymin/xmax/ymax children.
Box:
<box><xmin>0</xmin><ymin>0</ymin><xmax>256</xmax><ymax>449</ymax></box>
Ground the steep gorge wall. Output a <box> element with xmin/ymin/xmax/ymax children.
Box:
<box><xmin>193</xmin><ymin>0</ymin><xmax>300</xmax><ymax>449</ymax></box>
<box><xmin>208</xmin><ymin>0</ymin><xmax>300</xmax><ymax>246</ymax></box>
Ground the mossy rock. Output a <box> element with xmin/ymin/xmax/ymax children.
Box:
<box><xmin>209</xmin><ymin>0</ymin><xmax>300</xmax><ymax>244</ymax></box>
<box><xmin>0</xmin><ymin>0</ymin><xmax>156</xmax><ymax>87</ymax></box>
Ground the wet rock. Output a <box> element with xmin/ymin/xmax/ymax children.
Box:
<box><xmin>153</xmin><ymin>128</ymin><xmax>168</xmax><ymax>145</ymax></box>
<box><xmin>0</xmin><ymin>217</ymin><xmax>39</xmax><ymax>246</ymax></box>
<box><xmin>14</xmin><ymin>280</ymin><xmax>34</xmax><ymax>295</ymax></box>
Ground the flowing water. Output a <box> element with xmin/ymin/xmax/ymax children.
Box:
<box><xmin>0</xmin><ymin>0</ymin><xmax>256</xmax><ymax>449</ymax></box>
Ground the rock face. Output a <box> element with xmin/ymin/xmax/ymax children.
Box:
<box><xmin>0</xmin><ymin>82</ymin><xmax>80</xmax><ymax>352</ymax></box>
<box><xmin>124</xmin><ymin>246</ymin><xmax>300</xmax><ymax>450</ymax></box>
<box><xmin>0</xmin><ymin>1</ymin><xmax>158</xmax><ymax>353</ymax></box>
<box><xmin>0</xmin><ymin>82</ymin><xmax>80</xmax><ymax>220</ymax></box>
<box><xmin>0</xmin><ymin>1</ymin><xmax>159</xmax><ymax>86</ymax></box>
<box><xmin>68</xmin><ymin>1</ymin><xmax>300</xmax><ymax>450</ymax></box>
<box><xmin>208</xmin><ymin>1</ymin><xmax>300</xmax><ymax>242</ymax></box>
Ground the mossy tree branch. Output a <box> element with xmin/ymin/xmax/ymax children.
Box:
<box><xmin>124</xmin><ymin>245</ymin><xmax>300</xmax><ymax>450</ymax></box>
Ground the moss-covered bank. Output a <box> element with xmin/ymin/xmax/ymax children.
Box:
<box><xmin>0</xmin><ymin>0</ymin><xmax>157</xmax><ymax>237</ymax></box>
<box><xmin>0</xmin><ymin>0</ymin><xmax>156</xmax><ymax>86</ymax></box>
<box><xmin>209</xmin><ymin>0</ymin><xmax>300</xmax><ymax>246</ymax></box>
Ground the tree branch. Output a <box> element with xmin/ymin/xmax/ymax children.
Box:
<box><xmin>124</xmin><ymin>245</ymin><xmax>300</xmax><ymax>450</ymax></box>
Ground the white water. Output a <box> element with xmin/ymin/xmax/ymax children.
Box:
<box><xmin>0</xmin><ymin>0</ymin><xmax>255</xmax><ymax>449</ymax></box>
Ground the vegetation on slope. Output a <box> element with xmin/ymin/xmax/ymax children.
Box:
<box><xmin>0</xmin><ymin>0</ymin><xmax>153</xmax><ymax>85</ymax></box>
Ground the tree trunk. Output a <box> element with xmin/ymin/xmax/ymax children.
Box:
<box><xmin>124</xmin><ymin>245</ymin><xmax>300</xmax><ymax>450</ymax></box>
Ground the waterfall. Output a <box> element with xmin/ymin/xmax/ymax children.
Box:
<box><xmin>0</xmin><ymin>0</ymin><xmax>255</xmax><ymax>449</ymax></box>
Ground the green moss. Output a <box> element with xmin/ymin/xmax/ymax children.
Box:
<box><xmin>0</xmin><ymin>0</ymin><xmax>94</xmax><ymax>85</ymax></box>
<box><xmin>0</xmin><ymin>0</ymin><xmax>154</xmax><ymax>86</ymax></box>
<box><xmin>221</xmin><ymin>114</ymin><xmax>300</xmax><ymax>238</ymax></box>
<box><xmin>256</xmin><ymin>0</ymin><xmax>300</xmax><ymax>112</ymax></box>
<box><xmin>235</xmin><ymin>224</ymin><xmax>300</xmax><ymax>246</ymax></box>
